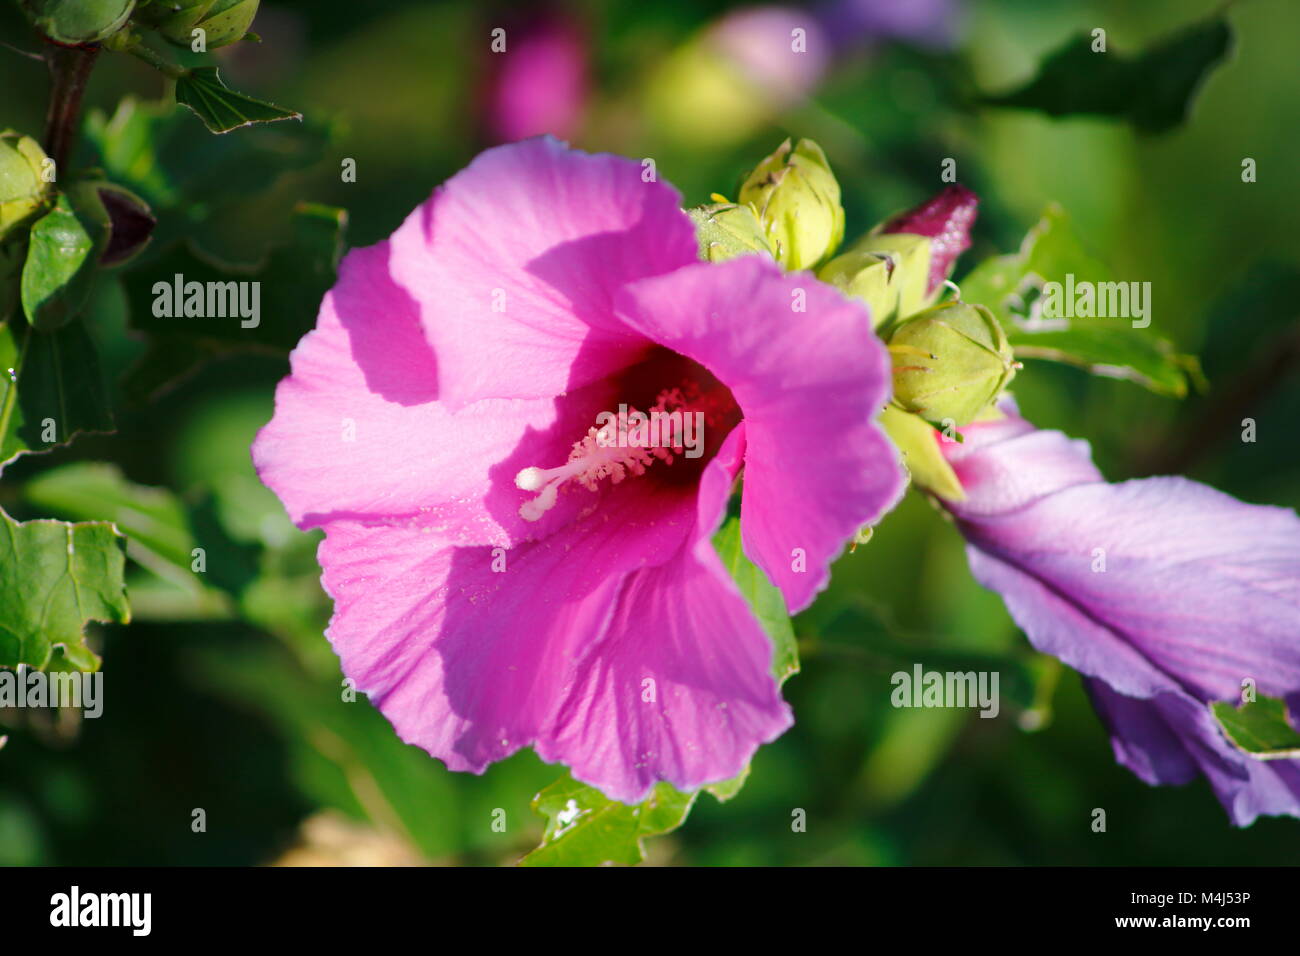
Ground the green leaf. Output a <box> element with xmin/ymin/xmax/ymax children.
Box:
<box><xmin>120</xmin><ymin>202</ymin><xmax>346</xmax><ymax>399</ymax></box>
<box><xmin>84</xmin><ymin>96</ymin><xmax>334</xmax><ymax>223</ymax></box>
<box><xmin>20</xmin><ymin>194</ymin><xmax>101</xmax><ymax>331</ymax></box>
<box><xmin>175</xmin><ymin>66</ymin><xmax>303</xmax><ymax>134</ymax></box>
<box><xmin>713</xmin><ymin>515</ymin><xmax>799</xmax><ymax>683</ymax></box>
<box><xmin>959</xmin><ymin>205</ymin><xmax>1199</xmax><ymax>396</ymax></box>
<box><xmin>0</xmin><ymin>507</ymin><xmax>128</xmax><ymax>671</ymax></box>
<box><xmin>0</xmin><ymin>317</ymin><xmax>114</xmax><ymax>470</ymax></box>
<box><xmin>24</xmin><ymin>462</ymin><xmax>260</xmax><ymax>598</ymax></box>
<box><xmin>983</xmin><ymin>17</ymin><xmax>1232</xmax><ymax>134</ymax></box>
<box><xmin>1212</xmin><ymin>695</ymin><xmax>1300</xmax><ymax>760</ymax></box>
<box><xmin>520</xmin><ymin>775</ymin><xmax>696</xmax><ymax>867</ymax></box>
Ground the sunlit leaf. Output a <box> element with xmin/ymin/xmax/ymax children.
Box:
<box><xmin>959</xmin><ymin>205</ymin><xmax>1199</xmax><ymax>396</ymax></box>
<box><xmin>20</xmin><ymin>194</ymin><xmax>100</xmax><ymax>331</ymax></box>
<box><xmin>520</xmin><ymin>775</ymin><xmax>696</xmax><ymax>866</ymax></box>
<box><xmin>713</xmin><ymin>515</ymin><xmax>799</xmax><ymax>683</ymax></box>
<box><xmin>0</xmin><ymin>507</ymin><xmax>128</xmax><ymax>672</ymax></box>
<box><xmin>1212</xmin><ymin>695</ymin><xmax>1300</xmax><ymax>760</ymax></box>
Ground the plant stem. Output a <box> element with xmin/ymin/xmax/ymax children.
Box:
<box><xmin>42</xmin><ymin>43</ymin><xmax>100</xmax><ymax>174</ymax></box>
<box><xmin>124</xmin><ymin>40</ymin><xmax>188</xmax><ymax>80</ymax></box>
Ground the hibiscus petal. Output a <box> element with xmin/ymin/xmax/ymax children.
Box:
<box><xmin>539</xmin><ymin>426</ymin><xmax>795</xmax><ymax>801</ymax></box>
<box><xmin>318</xmin><ymin>469</ymin><xmax>700</xmax><ymax>776</ymax></box>
<box><xmin>1087</xmin><ymin>680</ymin><xmax>1300</xmax><ymax>826</ymax></box>
<box><xmin>614</xmin><ymin>255</ymin><xmax>905</xmax><ymax>612</ymax></box>
<box><xmin>956</xmin><ymin>474</ymin><xmax>1300</xmax><ymax>704</ymax></box>
<box><xmin>387</xmin><ymin>136</ymin><xmax>698</xmax><ymax>408</ymax></box>
<box><xmin>253</xmin><ymin>240</ymin><xmax>649</xmax><ymax>544</ymax></box>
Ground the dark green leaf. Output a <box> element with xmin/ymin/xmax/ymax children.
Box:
<box><xmin>83</xmin><ymin>96</ymin><xmax>334</xmax><ymax>224</ymax></box>
<box><xmin>959</xmin><ymin>205</ymin><xmax>1199</xmax><ymax>396</ymax></box>
<box><xmin>0</xmin><ymin>317</ymin><xmax>114</xmax><ymax>470</ymax></box>
<box><xmin>0</xmin><ymin>507</ymin><xmax>128</xmax><ymax>671</ymax></box>
<box><xmin>1212</xmin><ymin>695</ymin><xmax>1300</xmax><ymax>759</ymax></box>
<box><xmin>983</xmin><ymin>18</ymin><xmax>1232</xmax><ymax>134</ymax></box>
<box><xmin>175</xmin><ymin>66</ymin><xmax>303</xmax><ymax>134</ymax></box>
<box><xmin>120</xmin><ymin>202</ymin><xmax>346</xmax><ymax>399</ymax></box>
<box><xmin>20</xmin><ymin>194</ymin><xmax>101</xmax><ymax>331</ymax></box>
<box><xmin>520</xmin><ymin>775</ymin><xmax>696</xmax><ymax>866</ymax></box>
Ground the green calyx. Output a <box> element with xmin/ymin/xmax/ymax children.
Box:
<box><xmin>877</xmin><ymin>404</ymin><xmax>965</xmax><ymax>502</ymax></box>
<box><xmin>888</xmin><ymin>300</ymin><xmax>1018</xmax><ymax>427</ymax></box>
<box><xmin>687</xmin><ymin>200</ymin><xmax>773</xmax><ymax>263</ymax></box>
<box><xmin>20</xmin><ymin>0</ymin><xmax>136</xmax><ymax>44</ymax></box>
<box><xmin>738</xmin><ymin>138</ymin><xmax>844</xmax><ymax>272</ymax></box>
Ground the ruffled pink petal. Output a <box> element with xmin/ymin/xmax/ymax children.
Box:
<box><xmin>538</xmin><ymin>425</ymin><xmax>793</xmax><ymax>801</ymax></box>
<box><xmin>253</xmin><ymin>240</ymin><xmax>654</xmax><ymax>545</ymax></box>
<box><xmin>387</xmin><ymin>136</ymin><xmax>698</xmax><ymax>408</ymax></box>
<box><xmin>318</xmin><ymin>469</ymin><xmax>701</xmax><ymax>775</ymax></box>
<box><xmin>614</xmin><ymin>255</ymin><xmax>905</xmax><ymax>612</ymax></box>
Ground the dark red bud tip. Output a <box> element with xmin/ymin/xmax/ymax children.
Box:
<box><xmin>881</xmin><ymin>184</ymin><xmax>978</xmax><ymax>293</ymax></box>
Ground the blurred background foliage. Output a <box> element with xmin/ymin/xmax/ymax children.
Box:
<box><xmin>1</xmin><ymin>0</ymin><xmax>1299</xmax><ymax>865</ymax></box>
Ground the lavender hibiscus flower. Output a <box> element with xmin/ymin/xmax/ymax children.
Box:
<box><xmin>938</xmin><ymin>406</ymin><xmax>1300</xmax><ymax>824</ymax></box>
<box><xmin>253</xmin><ymin>137</ymin><xmax>904</xmax><ymax>801</ymax></box>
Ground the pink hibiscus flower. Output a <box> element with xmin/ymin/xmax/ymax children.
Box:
<box><xmin>253</xmin><ymin>137</ymin><xmax>904</xmax><ymax>801</ymax></box>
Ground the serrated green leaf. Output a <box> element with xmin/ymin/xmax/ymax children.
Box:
<box><xmin>1212</xmin><ymin>695</ymin><xmax>1300</xmax><ymax>760</ymax></box>
<box><xmin>983</xmin><ymin>17</ymin><xmax>1232</xmax><ymax>134</ymax></box>
<box><xmin>520</xmin><ymin>775</ymin><xmax>696</xmax><ymax>866</ymax></box>
<box><xmin>20</xmin><ymin>194</ymin><xmax>101</xmax><ymax>331</ymax></box>
<box><xmin>175</xmin><ymin>66</ymin><xmax>303</xmax><ymax>134</ymax></box>
<box><xmin>959</xmin><ymin>205</ymin><xmax>1198</xmax><ymax>396</ymax></box>
<box><xmin>713</xmin><ymin>515</ymin><xmax>799</xmax><ymax>683</ymax></box>
<box><xmin>0</xmin><ymin>507</ymin><xmax>128</xmax><ymax>672</ymax></box>
<box><xmin>0</xmin><ymin>317</ymin><xmax>114</xmax><ymax>470</ymax></box>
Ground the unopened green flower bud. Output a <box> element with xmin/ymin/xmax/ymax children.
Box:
<box><xmin>19</xmin><ymin>0</ymin><xmax>135</xmax><ymax>44</ymax></box>
<box><xmin>888</xmin><ymin>300</ymin><xmax>1017</xmax><ymax>427</ymax></box>
<box><xmin>687</xmin><ymin>200</ymin><xmax>772</xmax><ymax>263</ymax></box>
<box><xmin>738</xmin><ymin>138</ymin><xmax>844</xmax><ymax>271</ymax></box>
<box><xmin>0</xmin><ymin>131</ymin><xmax>51</xmax><ymax>242</ymax></box>
<box><xmin>147</xmin><ymin>0</ymin><xmax>259</xmax><ymax>48</ymax></box>
<box><xmin>844</xmin><ymin>232</ymin><xmax>933</xmax><ymax>326</ymax></box>
<box><xmin>818</xmin><ymin>250</ymin><xmax>896</xmax><ymax>329</ymax></box>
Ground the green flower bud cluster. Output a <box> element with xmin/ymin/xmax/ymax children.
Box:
<box><xmin>19</xmin><ymin>0</ymin><xmax>258</xmax><ymax>50</ymax></box>
<box><xmin>137</xmin><ymin>0</ymin><xmax>260</xmax><ymax>49</ymax></box>
<box><xmin>888</xmin><ymin>300</ymin><xmax>1017</xmax><ymax>427</ymax></box>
